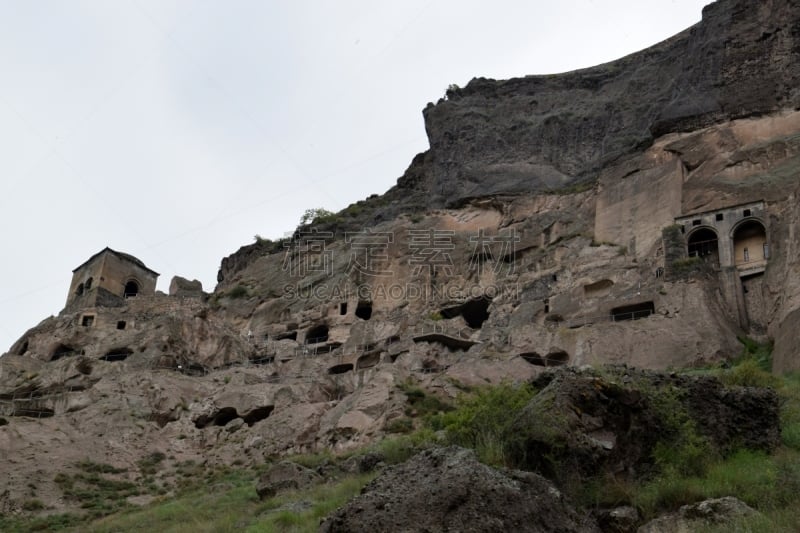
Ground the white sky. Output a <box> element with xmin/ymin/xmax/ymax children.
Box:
<box><xmin>0</xmin><ymin>0</ymin><xmax>710</xmax><ymax>353</ymax></box>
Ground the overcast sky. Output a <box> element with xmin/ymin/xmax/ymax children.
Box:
<box><xmin>0</xmin><ymin>0</ymin><xmax>710</xmax><ymax>353</ymax></box>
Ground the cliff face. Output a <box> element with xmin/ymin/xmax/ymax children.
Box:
<box><xmin>3</xmin><ymin>0</ymin><xmax>800</xmax><ymax>515</ymax></box>
<box><xmin>414</xmin><ymin>0</ymin><xmax>800</xmax><ymax>206</ymax></box>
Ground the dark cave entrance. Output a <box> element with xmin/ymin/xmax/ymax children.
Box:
<box><xmin>520</xmin><ymin>352</ymin><xmax>544</xmax><ymax>366</ymax></box>
<box><xmin>274</xmin><ymin>330</ymin><xmax>298</xmax><ymax>341</ymax></box>
<box><xmin>51</xmin><ymin>344</ymin><xmax>76</xmax><ymax>361</ymax></box>
<box><xmin>306</xmin><ymin>324</ymin><xmax>329</xmax><ymax>344</ymax></box>
<box><xmin>610</xmin><ymin>301</ymin><xmax>655</xmax><ymax>322</ymax></box>
<box><xmin>328</xmin><ymin>363</ymin><xmax>353</xmax><ymax>375</ymax></box>
<box><xmin>544</xmin><ymin>350</ymin><xmax>569</xmax><ymax>366</ymax></box>
<box><xmin>439</xmin><ymin>296</ymin><xmax>491</xmax><ymax>329</ymax></box>
<box><xmin>355</xmin><ymin>301</ymin><xmax>373</xmax><ymax>320</ymax></box>
<box><xmin>242</xmin><ymin>406</ymin><xmax>274</xmax><ymax>426</ymax></box>
<box><xmin>210</xmin><ymin>407</ymin><xmax>238</xmax><ymax>427</ymax></box>
<box><xmin>101</xmin><ymin>348</ymin><xmax>133</xmax><ymax>362</ymax></box>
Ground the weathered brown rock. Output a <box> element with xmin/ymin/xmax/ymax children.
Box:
<box><xmin>514</xmin><ymin>366</ymin><xmax>780</xmax><ymax>481</ymax></box>
<box><xmin>319</xmin><ymin>446</ymin><xmax>600</xmax><ymax>533</ymax></box>
<box><xmin>3</xmin><ymin>0</ymin><xmax>800</xmax><ymax>516</ymax></box>
<box><xmin>256</xmin><ymin>461</ymin><xmax>321</xmax><ymax>500</ymax></box>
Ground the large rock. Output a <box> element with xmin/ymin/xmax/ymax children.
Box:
<box><xmin>638</xmin><ymin>496</ymin><xmax>758</xmax><ymax>533</ymax></box>
<box><xmin>513</xmin><ymin>366</ymin><xmax>780</xmax><ymax>481</ymax></box>
<box><xmin>319</xmin><ymin>446</ymin><xmax>600</xmax><ymax>533</ymax></box>
<box><xmin>256</xmin><ymin>461</ymin><xmax>321</xmax><ymax>500</ymax></box>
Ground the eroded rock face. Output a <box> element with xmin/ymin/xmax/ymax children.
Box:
<box><xmin>319</xmin><ymin>446</ymin><xmax>600</xmax><ymax>533</ymax></box>
<box><xmin>418</xmin><ymin>0</ymin><xmax>800</xmax><ymax>207</ymax></box>
<box><xmin>514</xmin><ymin>366</ymin><xmax>780</xmax><ymax>481</ymax></box>
<box><xmin>2</xmin><ymin>0</ymin><xmax>800</xmax><ymax>516</ymax></box>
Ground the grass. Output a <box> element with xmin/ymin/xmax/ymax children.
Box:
<box><xmin>80</xmin><ymin>471</ymin><xmax>375</xmax><ymax>533</ymax></box>
<box><xmin>625</xmin><ymin>340</ymin><xmax>800</xmax><ymax>527</ymax></box>
<box><xmin>399</xmin><ymin>381</ymin><xmax>453</xmax><ymax>419</ymax></box>
<box><xmin>428</xmin><ymin>382</ymin><xmax>537</xmax><ymax>467</ymax></box>
<box><xmin>671</xmin><ymin>256</ymin><xmax>701</xmax><ymax>271</ymax></box>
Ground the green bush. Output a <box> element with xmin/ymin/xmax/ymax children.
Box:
<box><xmin>428</xmin><ymin>383</ymin><xmax>537</xmax><ymax>467</ymax></box>
<box><xmin>299</xmin><ymin>207</ymin><xmax>336</xmax><ymax>226</ymax></box>
<box><xmin>21</xmin><ymin>499</ymin><xmax>44</xmax><ymax>512</ymax></box>
<box><xmin>373</xmin><ymin>429</ymin><xmax>438</xmax><ymax>464</ymax></box>
<box><xmin>400</xmin><ymin>381</ymin><xmax>453</xmax><ymax>419</ymax></box>
<box><xmin>75</xmin><ymin>461</ymin><xmax>126</xmax><ymax>475</ymax></box>
<box><xmin>671</xmin><ymin>256</ymin><xmax>701</xmax><ymax>271</ymax></box>
<box><xmin>227</xmin><ymin>284</ymin><xmax>249</xmax><ymax>299</ymax></box>
<box><xmin>137</xmin><ymin>451</ymin><xmax>166</xmax><ymax>476</ymax></box>
<box><xmin>385</xmin><ymin>417</ymin><xmax>414</xmax><ymax>434</ymax></box>
<box><xmin>647</xmin><ymin>384</ymin><xmax>715</xmax><ymax>477</ymax></box>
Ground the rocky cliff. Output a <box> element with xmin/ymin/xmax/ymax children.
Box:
<box><xmin>2</xmin><ymin>0</ymin><xmax>800</xmax><ymax>517</ymax></box>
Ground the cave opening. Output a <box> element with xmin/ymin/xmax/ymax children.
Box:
<box><xmin>610</xmin><ymin>301</ymin><xmax>655</xmax><ymax>321</ymax></box>
<box><xmin>213</xmin><ymin>407</ymin><xmax>239</xmax><ymax>427</ymax></box>
<box><xmin>520</xmin><ymin>352</ymin><xmax>545</xmax><ymax>366</ymax></box>
<box><xmin>357</xmin><ymin>352</ymin><xmax>381</xmax><ymax>370</ymax></box>
<box><xmin>461</xmin><ymin>297</ymin><xmax>491</xmax><ymax>328</ymax></box>
<box><xmin>101</xmin><ymin>348</ymin><xmax>133</xmax><ymax>362</ymax></box>
<box><xmin>51</xmin><ymin>344</ymin><xmax>76</xmax><ymax>361</ymax></box>
<box><xmin>306</xmin><ymin>324</ymin><xmax>329</xmax><ymax>344</ymax></box>
<box><xmin>328</xmin><ymin>363</ymin><xmax>353</xmax><ymax>375</ymax></box>
<box><xmin>274</xmin><ymin>330</ymin><xmax>298</xmax><ymax>341</ymax></box>
<box><xmin>438</xmin><ymin>296</ymin><xmax>492</xmax><ymax>329</ymax></box>
<box><xmin>355</xmin><ymin>301</ymin><xmax>373</xmax><ymax>320</ymax></box>
<box><xmin>242</xmin><ymin>406</ymin><xmax>274</xmax><ymax>426</ymax></box>
<box><xmin>544</xmin><ymin>350</ymin><xmax>569</xmax><ymax>366</ymax></box>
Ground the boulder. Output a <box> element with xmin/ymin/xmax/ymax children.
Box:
<box><xmin>638</xmin><ymin>496</ymin><xmax>757</xmax><ymax>532</ymax></box>
<box><xmin>319</xmin><ymin>446</ymin><xmax>600</xmax><ymax>532</ymax></box>
<box><xmin>596</xmin><ymin>506</ymin><xmax>640</xmax><ymax>533</ymax></box>
<box><xmin>339</xmin><ymin>451</ymin><xmax>385</xmax><ymax>474</ymax></box>
<box><xmin>513</xmin><ymin>366</ymin><xmax>780</xmax><ymax>482</ymax></box>
<box><xmin>256</xmin><ymin>461</ymin><xmax>321</xmax><ymax>500</ymax></box>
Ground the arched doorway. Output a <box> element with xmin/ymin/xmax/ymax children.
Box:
<box><xmin>733</xmin><ymin>220</ymin><xmax>767</xmax><ymax>267</ymax></box>
<box><xmin>687</xmin><ymin>227</ymin><xmax>719</xmax><ymax>264</ymax></box>
<box><xmin>124</xmin><ymin>280</ymin><xmax>140</xmax><ymax>298</ymax></box>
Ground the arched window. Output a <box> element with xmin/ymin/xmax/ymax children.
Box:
<box><xmin>124</xmin><ymin>280</ymin><xmax>140</xmax><ymax>298</ymax></box>
<box><xmin>733</xmin><ymin>220</ymin><xmax>767</xmax><ymax>267</ymax></box>
<box><xmin>687</xmin><ymin>227</ymin><xmax>719</xmax><ymax>263</ymax></box>
<box><xmin>85</xmin><ymin>277</ymin><xmax>93</xmax><ymax>290</ymax></box>
<box><xmin>75</xmin><ymin>283</ymin><xmax>85</xmax><ymax>296</ymax></box>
